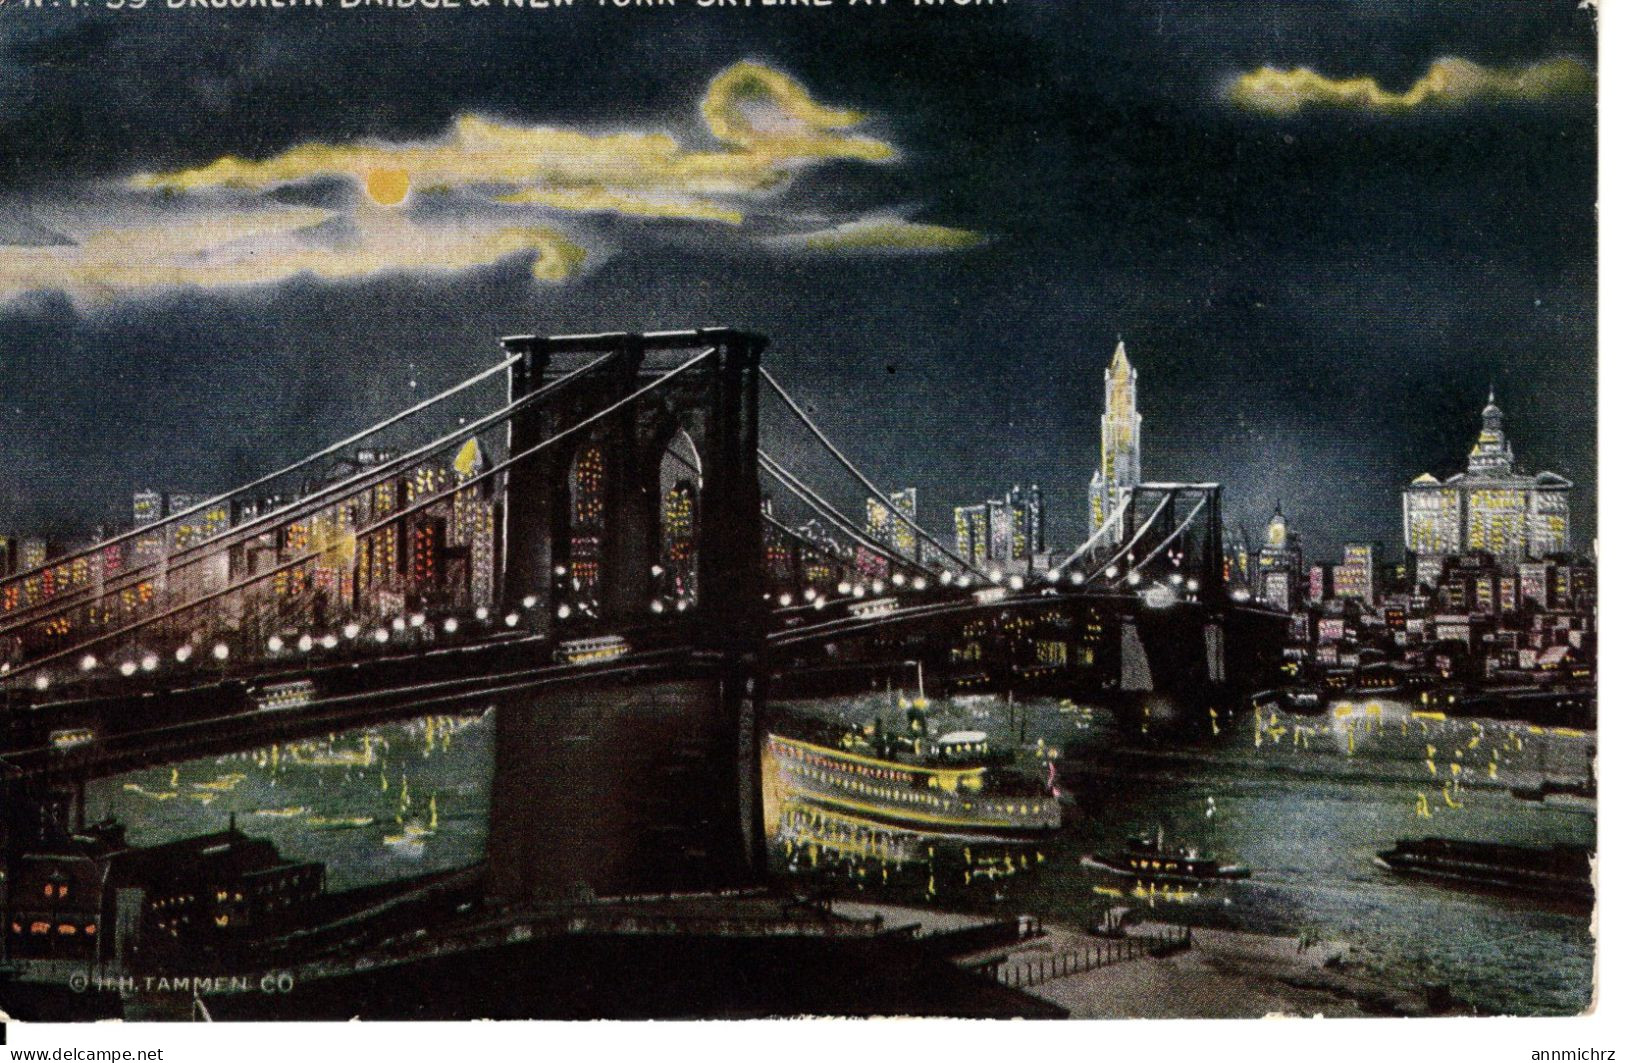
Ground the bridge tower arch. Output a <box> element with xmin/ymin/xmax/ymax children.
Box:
<box><xmin>488</xmin><ymin>329</ymin><xmax>769</xmax><ymax>905</ymax></box>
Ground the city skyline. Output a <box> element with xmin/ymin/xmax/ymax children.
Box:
<box><xmin>0</xmin><ymin>2</ymin><xmax>1596</xmax><ymax>559</ymax></box>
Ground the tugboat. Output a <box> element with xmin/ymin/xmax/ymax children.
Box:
<box><xmin>1085</xmin><ymin>827</ymin><xmax>1250</xmax><ymax>883</ymax></box>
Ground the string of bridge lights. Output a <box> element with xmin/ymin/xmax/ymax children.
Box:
<box><xmin>5</xmin><ymin>595</ymin><xmax>554</xmax><ymax>694</ymax></box>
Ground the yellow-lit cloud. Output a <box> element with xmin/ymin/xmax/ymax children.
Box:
<box><xmin>1228</xmin><ymin>56</ymin><xmax>1593</xmax><ymax>115</ymax></box>
<box><xmin>0</xmin><ymin>61</ymin><xmax>961</xmax><ymax>303</ymax></box>
<box><xmin>773</xmin><ymin>218</ymin><xmax>984</xmax><ymax>252</ymax></box>
<box><xmin>131</xmin><ymin>62</ymin><xmax>895</xmax><ymax>223</ymax></box>
<box><xmin>0</xmin><ymin>207</ymin><xmax>586</xmax><ymax>302</ymax></box>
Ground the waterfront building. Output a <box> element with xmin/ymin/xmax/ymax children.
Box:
<box><xmin>1332</xmin><ymin>543</ymin><xmax>1382</xmax><ymax>607</ymax></box>
<box><xmin>1088</xmin><ymin>340</ymin><xmax>1142</xmax><ymax>541</ymax></box>
<box><xmin>1403</xmin><ymin>391</ymin><xmax>1572</xmax><ymax>564</ymax></box>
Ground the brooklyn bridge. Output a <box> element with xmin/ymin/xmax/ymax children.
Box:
<box><xmin>0</xmin><ymin>328</ymin><xmax>1286</xmax><ymax>943</ymax></box>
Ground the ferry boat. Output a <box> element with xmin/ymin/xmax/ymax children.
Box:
<box><xmin>1085</xmin><ymin>829</ymin><xmax>1250</xmax><ymax>883</ymax></box>
<box><xmin>1374</xmin><ymin>837</ymin><xmax>1593</xmax><ymax>904</ymax></box>
<box><xmin>765</xmin><ymin>715</ymin><xmax>1061</xmax><ymax>838</ymax></box>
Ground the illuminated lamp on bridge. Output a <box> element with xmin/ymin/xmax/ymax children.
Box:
<box><xmin>443</xmin><ymin>618</ymin><xmax>459</xmax><ymax>634</ymax></box>
<box><xmin>33</xmin><ymin>673</ymin><xmax>49</xmax><ymax>691</ymax></box>
<box><xmin>973</xmin><ymin>587</ymin><xmax>1007</xmax><ymax>606</ymax></box>
<box><xmin>912</xmin><ymin>576</ymin><xmax>928</xmax><ymax>590</ymax></box>
<box><xmin>522</xmin><ymin>595</ymin><xmax>538</xmax><ymax>610</ymax></box>
<box><xmin>837</xmin><ymin>581</ymin><xmax>852</xmax><ymax>595</ymax></box>
<box><xmin>267</xmin><ymin>636</ymin><xmax>285</xmax><ymax>653</ymax></box>
<box><xmin>651</xmin><ymin>600</ymin><xmax>666</xmax><ymax>614</ymax></box>
<box><xmin>777</xmin><ymin>593</ymin><xmax>793</xmax><ymax>607</ymax></box>
<box><xmin>373</xmin><ymin>628</ymin><xmax>390</xmax><ymax>644</ymax></box>
<box><xmin>1126</xmin><ymin>570</ymin><xmax>1142</xmax><ymax>586</ymax></box>
<box><xmin>1009</xmin><ymin>576</ymin><xmax>1025</xmax><ymax>591</ymax></box>
<box><xmin>555</xmin><ymin>605</ymin><xmax>570</xmax><ymax>621</ymax></box>
<box><xmin>507</xmin><ymin>612</ymin><xmax>522</xmax><ymax>627</ymax></box>
<box><xmin>409</xmin><ymin>613</ymin><xmax>426</xmax><ymax>629</ymax></box>
<box><xmin>1141</xmin><ymin>583</ymin><xmax>1178</xmax><ymax>609</ymax></box>
<box><xmin>343</xmin><ymin>623</ymin><xmax>361</xmax><ymax>639</ymax></box>
<box><xmin>391</xmin><ymin>617</ymin><xmax>407</xmax><ymax>633</ymax></box>
<box><xmin>79</xmin><ymin>654</ymin><xmax>98</xmax><ymax>672</ymax></box>
<box><xmin>297</xmin><ymin>634</ymin><xmax>314</xmax><ymax>652</ymax></box>
<box><xmin>475</xmin><ymin>607</ymin><xmax>490</xmax><ymax>622</ymax></box>
<box><xmin>175</xmin><ymin>645</ymin><xmax>193</xmax><ymax>663</ymax></box>
<box><xmin>321</xmin><ymin>634</ymin><xmax>340</xmax><ymax>649</ymax></box>
<box><xmin>140</xmin><ymin>654</ymin><xmax>158</xmax><ymax>672</ymax></box>
<box><xmin>938</xmin><ymin>570</ymin><xmax>953</xmax><ymax>585</ymax></box>
<box><xmin>891</xmin><ymin>573</ymin><xmax>905</xmax><ymax>587</ymax></box>
<box><xmin>1104</xmin><ymin>565</ymin><xmax>1119</xmax><ymax>579</ymax></box>
<box><xmin>803</xmin><ymin>588</ymin><xmax>818</xmax><ymax>602</ymax></box>
<box><xmin>212</xmin><ymin>643</ymin><xmax>229</xmax><ymax>661</ymax></box>
<box><xmin>955</xmin><ymin>574</ymin><xmax>972</xmax><ymax>588</ymax></box>
<box><xmin>118</xmin><ymin>661</ymin><xmax>137</xmax><ymax>677</ymax></box>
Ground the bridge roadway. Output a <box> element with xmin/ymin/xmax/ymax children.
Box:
<box><xmin>0</xmin><ymin>583</ymin><xmax>1288</xmax><ymax>784</ymax></box>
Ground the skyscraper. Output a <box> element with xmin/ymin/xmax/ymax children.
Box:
<box><xmin>1088</xmin><ymin>340</ymin><xmax>1142</xmax><ymax>541</ymax></box>
<box><xmin>1403</xmin><ymin>391</ymin><xmax>1572</xmax><ymax>564</ymax></box>
<box><xmin>1008</xmin><ymin>484</ymin><xmax>1045</xmax><ymax>560</ymax></box>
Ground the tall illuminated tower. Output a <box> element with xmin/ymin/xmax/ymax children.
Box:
<box><xmin>1088</xmin><ymin>340</ymin><xmax>1142</xmax><ymax>540</ymax></box>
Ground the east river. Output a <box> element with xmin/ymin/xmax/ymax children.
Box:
<box><xmin>84</xmin><ymin>692</ymin><xmax>1595</xmax><ymax>1016</ymax></box>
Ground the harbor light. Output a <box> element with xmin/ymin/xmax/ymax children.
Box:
<box><xmin>212</xmin><ymin>643</ymin><xmax>230</xmax><ymax>661</ymax></box>
<box><xmin>119</xmin><ymin>661</ymin><xmax>138</xmax><ymax>677</ymax></box>
<box><xmin>176</xmin><ymin>645</ymin><xmax>194</xmax><ymax>663</ymax></box>
<box><xmin>79</xmin><ymin>654</ymin><xmax>98</xmax><ymax>672</ymax></box>
<box><xmin>343</xmin><ymin>623</ymin><xmax>361</xmax><ymax>639</ymax></box>
<box><xmin>140</xmin><ymin>654</ymin><xmax>158</xmax><ymax>672</ymax></box>
<box><xmin>373</xmin><ymin>628</ymin><xmax>390</xmax><ymax>644</ymax></box>
<box><xmin>442</xmin><ymin>618</ymin><xmax>459</xmax><ymax>634</ymax></box>
<box><xmin>267</xmin><ymin>636</ymin><xmax>285</xmax><ymax>653</ymax></box>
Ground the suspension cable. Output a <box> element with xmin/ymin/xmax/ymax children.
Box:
<box><xmin>1082</xmin><ymin>492</ymin><xmax>1171</xmax><ymax>582</ymax></box>
<box><xmin>759</xmin><ymin>369</ymin><xmax>978</xmax><ymax>575</ymax></box>
<box><xmin>0</xmin><ymin>353</ymin><xmax>524</xmax><ymax>595</ymax></box>
<box><xmin>5</xmin><ymin>349</ymin><xmax>715</xmax><ymax>679</ymax></box>
<box><xmin>1117</xmin><ymin>495</ymin><xmax>1209</xmax><ymax>583</ymax></box>
<box><xmin>1053</xmin><ymin>491</ymin><xmax>1136</xmax><ymax>572</ymax></box>
<box><xmin>759</xmin><ymin>453</ymin><xmax>926</xmax><ymax>575</ymax></box>
<box><xmin>0</xmin><ymin>352</ymin><xmax>618</xmax><ymax>639</ymax></box>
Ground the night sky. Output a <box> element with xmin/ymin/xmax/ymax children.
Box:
<box><xmin>0</xmin><ymin>0</ymin><xmax>1596</xmax><ymax>563</ymax></box>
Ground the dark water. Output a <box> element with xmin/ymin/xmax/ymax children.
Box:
<box><xmin>87</xmin><ymin>693</ymin><xmax>1595</xmax><ymax>1016</ymax></box>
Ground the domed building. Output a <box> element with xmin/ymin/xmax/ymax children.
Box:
<box><xmin>1402</xmin><ymin>391</ymin><xmax>1571</xmax><ymax>565</ymax></box>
